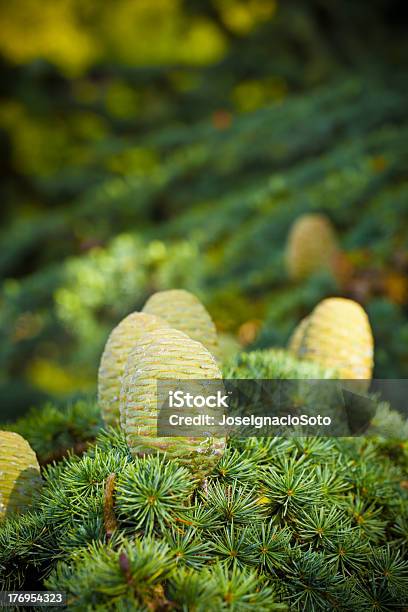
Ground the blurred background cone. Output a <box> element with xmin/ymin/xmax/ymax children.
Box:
<box><xmin>296</xmin><ymin>297</ymin><xmax>374</xmax><ymax>383</ymax></box>
<box><xmin>285</xmin><ymin>213</ymin><xmax>341</xmax><ymax>281</ymax></box>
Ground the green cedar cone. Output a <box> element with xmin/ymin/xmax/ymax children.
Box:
<box><xmin>297</xmin><ymin>297</ymin><xmax>374</xmax><ymax>381</ymax></box>
<box><xmin>120</xmin><ymin>327</ymin><xmax>225</xmax><ymax>468</ymax></box>
<box><xmin>98</xmin><ymin>312</ymin><xmax>170</xmax><ymax>426</ymax></box>
<box><xmin>142</xmin><ymin>289</ymin><xmax>219</xmax><ymax>359</ymax></box>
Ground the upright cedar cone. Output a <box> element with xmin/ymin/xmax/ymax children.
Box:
<box><xmin>0</xmin><ymin>431</ymin><xmax>42</xmax><ymax>520</ymax></box>
<box><xmin>285</xmin><ymin>213</ymin><xmax>340</xmax><ymax>280</ymax></box>
<box><xmin>287</xmin><ymin>317</ymin><xmax>309</xmax><ymax>354</ymax></box>
<box><xmin>98</xmin><ymin>312</ymin><xmax>170</xmax><ymax>426</ymax></box>
<box><xmin>297</xmin><ymin>297</ymin><xmax>374</xmax><ymax>380</ymax></box>
<box><xmin>120</xmin><ymin>327</ymin><xmax>225</xmax><ymax>465</ymax></box>
<box><xmin>142</xmin><ymin>289</ymin><xmax>218</xmax><ymax>358</ymax></box>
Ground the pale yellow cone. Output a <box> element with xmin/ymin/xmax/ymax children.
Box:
<box><xmin>0</xmin><ymin>431</ymin><xmax>42</xmax><ymax>520</ymax></box>
<box><xmin>142</xmin><ymin>289</ymin><xmax>218</xmax><ymax>358</ymax></box>
<box><xmin>120</xmin><ymin>327</ymin><xmax>225</xmax><ymax>466</ymax></box>
<box><xmin>298</xmin><ymin>298</ymin><xmax>374</xmax><ymax>381</ymax></box>
<box><xmin>98</xmin><ymin>312</ymin><xmax>170</xmax><ymax>426</ymax></box>
<box><xmin>288</xmin><ymin>317</ymin><xmax>309</xmax><ymax>354</ymax></box>
<box><xmin>285</xmin><ymin>213</ymin><xmax>340</xmax><ymax>280</ymax></box>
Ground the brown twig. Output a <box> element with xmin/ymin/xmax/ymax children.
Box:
<box><xmin>104</xmin><ymin>472</ymin><xmax>118</xmax><ymax>541</ymax></box>
<box><xmin>119</xmin><ymin>551</ymin><xmax>132</xmax><ymax>585</ymax></box>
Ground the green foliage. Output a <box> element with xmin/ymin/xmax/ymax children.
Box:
<box><xmin>282</xmin><ymin>549</ymin><xmax>349</xmax><ymax>611</ymax></box>
<box><xmin>247</xmin><ymin>522</ymin><xmax>291</xmax><ymax>574</ymax></box>
<box><xmin>212</xmin><ymin>524</ymin><xmax>254</xmax><ymax>569</ymax></box>
<box><xmin>325</xmin><ymin>531</ymin><xmax>370</xmax><ymax>575</ymax></box>
<box><xmin>116</xmin><ymin>456</ymin><xmax>196</xmax><ymax>535</ymax></box>
<box><xmin>4</xmin><ymin>399</ymin><xmax>101</xmax><ymax>464</ymax></box>
<box><xmin>168</xmin><ymin>565</ymin><xmax>286</xmax><ymax>612</ymax></box>
<box><xmin>46</xmin><ymin>538</ymin><xmax>174</xmax><ymax>610</ymax></box>
<box><xmin>0</xmin><ymin>511</ymin><xmax>57</xmax><ymax>590</ymax></box>
<box><xmin>0</xmin><ymin>419</ymin><xmax>407</xmax><ymax>609</ymax></box>
<box><xmin>200</xmin><ymin>481</ymin><xmax>264</xmax><ymax>526</ymax></box>
<box><xmin>164</xmin><ymin>528</ymin><xmax>212</xmax><ymax>570</ymax></box>
<box><xmin>261</xmin><ymin>456</ymin><xmax>325</xmax><ymax>518</ymax></box>
<box><xmin>210</xmin><ymin>447</ymin><xmax>259</xmax><ymax>484</ymax></box>
<box><xmin>224</xmin><ymin>349</ymin><xmax>335</xmax><ymax>380</ymax></box>
<box><xmin>294</xmin><ymin>506</ymin><xmax>348</xmax><ymax>548</ymax></box>
<box><xmin>5</xmin><ymin>349</ymin><xmax>404</xmax><ymax>609</ymax></box>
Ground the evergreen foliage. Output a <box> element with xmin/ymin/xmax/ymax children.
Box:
<box><xmin>4</xmin><ymin>400</ymin><xmax>102</xmax><ymax>464</ymax></box>
<box><xmin>1</xmin><ymin>351</ymin><xmax>407</xmax><ymax>610</ymax></box>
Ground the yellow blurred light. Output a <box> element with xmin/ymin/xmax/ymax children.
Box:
<box><xmin>99</xmin><ymin>0</ymin><xmax>226</xmax><ymax>66</ymax></box>
<box><xmin>0</xmin><ymin>0</ymin><xmax>99</xmax><ymax>76</ymax></box>
<box><xmin>147</xmin><ymin>240</ymin><xmax>168</xmax><ymax>262</ymax></box>
<box><xmin>26</xmin><ymin>358</ymin><xmax>94</xmax><ymax>395</ymax></box>
<box><xmin>177</xmin><ymin>18</ymin><xmax>226</xmax><ymax>64</ymax></box>
<box><xmin>218</xmin><ymin>0</ymin><xmax>277</xmax><ymax>34</ymax></box>
<box><xmin>0</xmin><ymin>0</ymin><xmax>228</xmax><ymax>74</ymax></box>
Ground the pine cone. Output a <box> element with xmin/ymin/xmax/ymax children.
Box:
<box><xmin>120</xmin><ymin>327</ymin><xmax>225</xmax><ymax>466</ymax></box>
<box><xmin>98</xmin><ymin>312</ymin><xmax>170</xmax><ymax>426</ymax></box>
<box><xmin>285</xmin><ymin>214</ymin><xmax>340</xmax><ymax>280</ymax></box>
<box><xmin>297</xmin><ymin>297</ymin><xmax>374</xmax><ymax>381</ymax></box>
<box><xmin>0</xmin><ymin>431</ymin><xmax>42</xmax><ymax>520</ymax></box>
<box><xmin>288</xmin><ymin>316</ymin><xmax>309</xmax><ymax>354</ymax></box>
<box><xmin>142</xmin><ymin>289</ymin><xmax>218</xmax><ymax>358</ymax></box>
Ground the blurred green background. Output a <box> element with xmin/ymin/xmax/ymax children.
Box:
<box><xmin>0</xmin><ymin>0</ymin><xmax>407</xmax><ymax>421</ymax></box>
